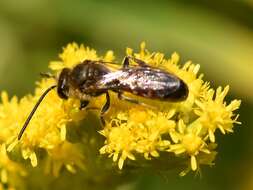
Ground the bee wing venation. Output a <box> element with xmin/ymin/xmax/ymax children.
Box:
<box><xmin>95</xmin><ymin>67</ymin><xmax>181</xmax><ymax>98</ymax></box>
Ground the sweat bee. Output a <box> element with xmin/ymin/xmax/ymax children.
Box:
<box><xmin>18</xmin><ymin>56</ymin><xmax>188</xmax><ymax>140</ymax></box>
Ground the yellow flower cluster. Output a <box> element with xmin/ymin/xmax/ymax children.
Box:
<box><xmin>0</xmin><ymin>42</ymin><xmax>241</xmax><ymax>189</ymax></box>
<box><xmin>99</xmin><ymin>43</ymin><xmax>241</xmax><ymax>174</ymax></box>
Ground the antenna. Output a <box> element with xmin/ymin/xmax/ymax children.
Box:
<box><xmin>18</xmin><ymin>85</ymin><xmax>57</xmax><ymax>140</ymax></box>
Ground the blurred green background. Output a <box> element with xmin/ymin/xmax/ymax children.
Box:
<box><xmin>0</xmin><ymin>0</ymin><xmax>252</xmax><ymax>190</ymax></box>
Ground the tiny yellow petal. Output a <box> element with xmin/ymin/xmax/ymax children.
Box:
<box><xmin>30</xmin><ymin>152</ymin><xmax>38</xmax><ymax>167</ymax></box>
<box><xmin>171</xmin><ymin>52</ymin><xmax>179</xmax><ymax>64</ymax></box>
<box><xmin>150</xmin><ymin>150</ymin><xmax>159</xmax><ymax>157</ymax></box>
<box><xmin>7</xmin><ymin>139</ymin><xmax>18</xmax><ymax>152</ymax></box>
<box><xmin>178</xmin><ymin>119</ymin><xmax>186</xmax><ymax>134</ymax></box>
<box><xmin>99</xmin><ymin>146</ymin><xmax>107</xmax><ymax>154</ymax></box>
<box><xmin>174</xmin><ymin>148</ymin><xmax>186</xmax><ymax>155</ymax></box>
<box><xmin>1</xmin><ymin>169</ymin><xmax>7</xmax><ymax>183</ymax></box>
<box><xmin>22</xmin><ymin>149</ymin><xmax>30</xmax><ymax>160</ymax></box>
<box><xmin>201</xmin><ymin>148</ymin><xmax>211</xmax><ymax>154</ymax></box>
<box><xmin>191</xmin><ymin>156</ymin><xmax>197</xmax><ymax>171</ymax></box>
<box><xmin>126</xmin><ymin>48</ymin><xmax>133</xmax><ymax>56</ymax></box>
<box><xmin>140</xmin><ymin>41</ymin><xmax>146</xmax><ymax>50</ymax></box>
<box><xmin>104</xmin><ymin>50</ymin><xmax>115</xmax><ymax>62</ymax></box>
<box><xmin>49</xmin><ymin>61</ymin><xmax>65</xmax><ymax>71</ymax></box>
<box><xmin>209</xmin><ymin>130</ymin><xmax>215</xmax><ymax>142</ymax></box>
<box><xmin>60</xmin><ymin>125</ymin><xmax>66</xmax><ymax>141</ymax></box>
<box><xmin>66</xmin><ymin>164</ymin><xmax>76</xmax><ymax>173</ymax></box>
<box><xmin>127</xmin><ymin>152</ymin><xmax>136</xmax><ymax>160</ymax></box>
<box><xmin>113</xmin><ymin>152</ymin><xmax>119</xmax><ymax>162</ymax></box>
<box><xmin>218</xmin><ymin>124</ymin><xmax>226</xmax><ymax>134</ymax></box>
<box><xmin>118</xmin><ymin>157</ymin><xmax>125</xmax><ymax>170</ymax></box>
<box><xmin>193</xmin><ymin>64</ymin><xmax>200</xmax><ymax>74</ymax></box>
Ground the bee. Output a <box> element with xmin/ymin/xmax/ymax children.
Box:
<box><xmin>18</xmin><ymin>56</ymin><xmax>188</xmax><ymax>140</ymax></box>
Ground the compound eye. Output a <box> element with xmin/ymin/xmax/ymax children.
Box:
<box><xmin>57</xmin><ymin>68</ymin><xmax>71</xmax><ymax>99</ymax></box>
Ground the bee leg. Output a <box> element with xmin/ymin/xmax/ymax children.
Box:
<box><xmin>118</xmin><ymin>92</ymin><xmax>139</xmax><ymax>104</ymax></box>
<box><xmin>100</xmin><ymin>117</ymin><xmax>105</xmax><ymax>126</ymax></box>
<box><xmin>100</xmin><ymin>92</ymin><xmax>110</xmax><ymax>126</ymax></box>
<box><xmin>101</xmin><ymin>92</ymin><xmax>110</xmax><ymax>114</ymax></box>
<box><xmin>118</xmin><ymin>92</ymin><xmax>155</xmax><ymax>109</ymax></box>
<box><xmin>122</xmin><ymin>56</ymin><xmax>130</xmax><ymax>68</ymax></box>
<box><xmin>79</xmin><ymin>100</ymin><xmax>90</xmax><ymax>110</ymax></box>
<box><xmin>124</xmin><ymin>56</ymin><xmax>149</xmax><ymax>68</ymax></box>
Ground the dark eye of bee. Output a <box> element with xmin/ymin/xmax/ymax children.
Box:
<box><xmin>57</xmin><ymin>68</ymin><xmax>71</xmax><ymax>99</ymax></box>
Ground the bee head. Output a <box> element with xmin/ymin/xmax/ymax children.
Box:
<box><xmin>57</xmin><ymin>68</ymin><xmax>71</xmax><ymax>99</ymax></box>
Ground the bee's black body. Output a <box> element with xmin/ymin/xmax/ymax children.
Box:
<box><xmin>96</xmin><ymin>66</ymin><xmax>188</xmax><ymax>101</ymax></box>
<box><xmin>57</xmin><ymin>57</ymin><xmax>188</xmax><ymax>103</ymax></box>
<box><xmin>57</xmin><ymin>61</ymin><xmax>111</xmax><ymax>99</ymax></box>
<box><xmin>18</xmin><ymin>56</ymin><xmax>189</xmax><ymax>140</ymax></box>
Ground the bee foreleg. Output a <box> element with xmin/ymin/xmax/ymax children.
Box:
<box><xmin>123</xmin><ymin>56</ymin><xmax>149</xmax><ymax>68</ymax></box>
<box><xmin>122</xmin><ymin>56</ymin><xmax>130</xmax><ymax>68</ymax></box>
<box><xmin>100</xmin><ymin>92</ymin><xmax>110</xmax><ymax>126</ymax></box>
<box><xmin>101</xmin><ymin>92</ymin><xmax>110</xmax><ymax>114</ymax></box>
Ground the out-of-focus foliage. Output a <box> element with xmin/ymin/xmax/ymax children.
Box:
<box><xmin>0</xmin><ymin>1</ymin><xmax>252</xmax><ymax>190</ymax></box>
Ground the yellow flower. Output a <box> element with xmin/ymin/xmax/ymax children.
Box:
<box><xmin>0</xmin><ymin>43</ymin><xmax>108</xmax><ymax>173</ymax></box>
<box><xmin>0</xmin><ymin>42</ymin><xmax>241</xmax><ymax>181</ymax></box>
<box><xmin>49</xmin><ymin>42</ymin><xmax>115</xmax><ymax>72</ymax></box>
<box><xmin>0</xmin><ymin>144</ymin><xmax>26</xmax><ymax>189</ymax></box>
<box><xmin>0</xmin><ymin>92</ymin><xmax>20</xmax><ymax>143</ymax></box>
<box><xmin>168</xmin><ymin>119</ymin><xmax>211</xmax><ymax>171</ymax></box>
<box><xmin>99</xmin><ymin>42</ymin><xmax>240</xmax><ymax>173</ymax></box>
<box><xmin>45</xmin><ymin>142</ymin><xmax>85</xmax><ymax>177</ymax></box>
<box><xmin>3</xmin><ymin>79</ymin><xmax>85</xmax><ymax>168</ymax></box>
<box><xmin>100</xmin><ymin>108</ymin><xmax>175</xmax><ymax>169</ymax></box>
<box><xmin>195</xmin><ymin>86</ymin><xmax>241</xmax><ymax>142</ymax></box>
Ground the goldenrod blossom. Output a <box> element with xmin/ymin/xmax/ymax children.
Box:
<box><xmin>194</xmin><ymin>86</ymin><xmax>241</xmax><ymax>142</ymax></box>
<box><xmin>98</xmin><ymin>42</ymin><xmax>240</xmax><ymax>172</ymax></box>
<box><xmin>99</xmin><ymin>108</ymin><xmax>174</xmax><ymax>169</ymax></box>
<box><xmin>0</xmin><ymin>42</ymin><xmax>241</xmax><ymax>189</ymax></box>
<box><xmin>0</xmin><ymin>144</ymin><xmax>26</xmax><ymax>189</ymax></box>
